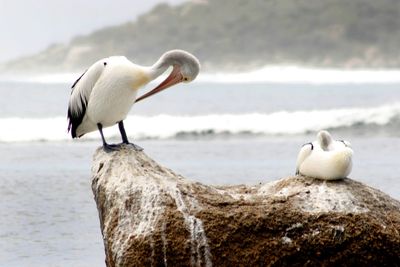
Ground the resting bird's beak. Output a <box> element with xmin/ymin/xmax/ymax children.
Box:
<box><xmin>135</xmin><ymin>65</ymin><xmax>183</xmax><ymax>103</ymax></box>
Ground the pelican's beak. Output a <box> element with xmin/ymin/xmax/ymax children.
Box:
<box><xmin>135</xmin><ymin>65</ymin><xmax>183</xmax><ymax>103</ymax></box>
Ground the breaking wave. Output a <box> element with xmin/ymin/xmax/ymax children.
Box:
<box><xmin>1</xmin><ymin>103</ymin><xmax>399</xmax><ymax>143</ymax></box>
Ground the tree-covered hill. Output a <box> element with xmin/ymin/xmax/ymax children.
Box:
<box><xmin>3</xmin><ymin>0</ymin><xmax>400</xmax><ymax>72</ymax></box>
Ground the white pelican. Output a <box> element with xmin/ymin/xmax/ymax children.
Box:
<box><xmin>67</xmin><ymin>49</ymin><xmax>200</xmax><ymax>151</ymax></box>
<box><xmin>295</xmin><ymin>130</ymin><xmax>353</xmax><ymax>180</ymax></box>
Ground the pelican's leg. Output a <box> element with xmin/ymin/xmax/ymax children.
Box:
<box><xmin>118</xmin><ymin>120</ymin><xmax>129</xmax><ymax>144</ymax></box>
<box><xmin>97</xmin><ymin>123</ymin><xmax>118</xmax><ymax>152</ymax></box>
<box><xmin>118</xmin><ymin>121</ymin><xmax>143</xmax><ymax>151</ymax></box>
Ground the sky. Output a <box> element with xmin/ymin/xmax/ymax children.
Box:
<box><xmin>0</xmin><ymin>0</ymin><xmax>187</xmax><ymax>63</ymax></box>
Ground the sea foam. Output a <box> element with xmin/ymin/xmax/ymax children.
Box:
<box><xmin>1</xmin><ymin>103</ymin><xmax>399</xmax><ymax>142</ymax></box>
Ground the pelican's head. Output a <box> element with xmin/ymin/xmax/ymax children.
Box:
<box><xmin>317</xmin><ymin>130</ymin><xmax>333</xmax><ymax>151</ymax></box>
<box><xmin>165</xmin><ymin>49</ymin><xmax>200</xmax><ymax>83</ymax></box>
<box><xmin>135</xmin><ymin>50</ymin><xmax>200</xmax><ymax>102</ymax></box>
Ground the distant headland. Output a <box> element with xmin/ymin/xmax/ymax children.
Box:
<box><xmin>2</xmin><ymin>0</ymin><xmax>400</xmax><ymax>73</ymax></box>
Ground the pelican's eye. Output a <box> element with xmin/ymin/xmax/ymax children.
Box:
<box><xmin>103</xmin><ymin>62</ymin><xmax>107</xmax><ymax>66</ymax></box>
<box><xmin>183</xmin><ymin>77</ymin><xmax>189</xmax><ymax>82</ymax></box>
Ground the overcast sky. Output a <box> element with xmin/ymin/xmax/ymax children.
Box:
<box><xmin>0</xmin><ymin>0</ymin><xmax>187</xmax><ymax>63</ymax></box>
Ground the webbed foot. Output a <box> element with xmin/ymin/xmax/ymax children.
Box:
<box><xmin>103</xmin><ymin>143</ymin><xmax>121</xmax><ymax>153</ymax></box>
<box><xmin>124</xmin><ymin>142</ymin><xmax>144</xmax><ymax>151</ymax></box>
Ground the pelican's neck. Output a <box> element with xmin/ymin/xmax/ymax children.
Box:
<box><xmin>318</xmin><ymin>131</ymin><xmax>332</xmax><ymax>150</ymax></box>
<box><xmin>148</xmin><ymin>56</ymin><xmax>174</xmax><ymax>81</ymax></box>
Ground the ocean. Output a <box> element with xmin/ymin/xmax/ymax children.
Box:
<box><xmin>0</xmin><ymin>70</ymin><xmax>400</xmax><ymax>266</ymax></box>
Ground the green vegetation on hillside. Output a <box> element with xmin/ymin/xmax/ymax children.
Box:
<box><xmin>4</xmin><ymin>0</ymin><xmax>400</xmax><ymax>72</ymax></box>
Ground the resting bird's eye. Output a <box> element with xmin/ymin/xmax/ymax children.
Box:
<box><xmin>103</xmin><ymin>62</ymin><xmax>107</xmax><ymax>66</ymax></box>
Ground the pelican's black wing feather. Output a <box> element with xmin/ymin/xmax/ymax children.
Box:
<box><xmin>68</xmin><ymin>74</ymin><xmax>88</xmax><ymax>138</ymax></box>
<box><xmin>71</xmin><ymin>69</ymin><xmax>87</xmax><ymax>90</ymax></box>
<box><xmin>67</xmin><ymin>59</ymin><xmax>106</xmax><ymax>138</ymax></box>
<box><xmin>67</xmin><ymin>69</ymin><xmax>89</xmax><ymax>138</ymax></box>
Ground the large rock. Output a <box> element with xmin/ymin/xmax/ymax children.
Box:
<box><xmin>91</xmin><ymin>145</ymin><xmax>400</xmax><ymax>267</ymax></box>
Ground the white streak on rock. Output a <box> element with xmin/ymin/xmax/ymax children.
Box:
<box><xmin>111</xmin><ymin>178</ymin><xmax>165</xmax><ymax>265</ymax></box>
<box><xmin>166</xmin><ymin>186</ymin><xmax>212</xmax><ymax>267</ymax></box>
<box><xmin>258</xmin><ymin>177</ymin><xmax>369</xmax><ymax>214</ymax></box>
<box><xmin>311</xmin><ymin>229</ymin><xmax>320</xmax><ymax>237</ymax></box>
<box><xmin>287</xmin><ymin>223</ymin><xmax>303</xmax><ymax>231</ymax></box>
<box><xmin>215</xmin><ymin>188</ymin><xmax>252</xmax><ymax>201</ymax></box>
<box><xmin>102</xmin><ymin>164</ymin><xmax>213</xmax><ymax>266</ymax></box>
<box><xmin>294</xmin><ymin>182</ymin><xmax>369</xmax><ymax>213</ymax></box>
<box><xmin>150</xmin><ymin>234</ymin><xmax>156</xmax><ymax>267</ymax></box>
<box><xmin>132</xmin><ymin>184</ymin><xmax>163</xmax><ymax>236</ymax></box>
<box><xmin>161</xmin><ymin>222</ymin><xmax>168</xmax><ymax>267</ymax></box>
<box><xmin>282</xmin><ymin>236</ymin><xmax>292</xmax><ymax>244</ymax></box>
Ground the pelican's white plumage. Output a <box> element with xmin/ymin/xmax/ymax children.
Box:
<box><xmin>69</xmin><ymin>56</ymin><xmax>147</xmax><ymax>137</ymax></box>
<box><xmin>67</xmin><ymin>50</ymin><xmax>200</xmax><ymax>150</ymax></box>
<box><xmin>296</xmin><ymin>130</ymin><xmax>353</xmax><ymax>180</ymax></box>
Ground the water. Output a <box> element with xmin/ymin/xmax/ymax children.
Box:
<box><xmin>0</xmin><ymin>78</ymin><xmax>399</xmax><ymax>266</ymax></box>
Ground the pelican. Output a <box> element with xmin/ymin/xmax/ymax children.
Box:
<box><xmin>295</xmin><ymin>130</ymin><xmax>353</xmax><ymax>180</ymax></box>
<box><xmin>67</xmin><ymin>49</ymin><xmax>200</xmax><ymax>151</ymax></box>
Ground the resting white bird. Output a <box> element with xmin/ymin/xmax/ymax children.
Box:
<box><xmin>67</xmin><ymin>49</ymin><xmax>200</xmax><ymax>151</ymax></box>
<box><xmin>295</xmin><ymin>130</ymin><xmax>353</xmax><ymax>180</ymax></box>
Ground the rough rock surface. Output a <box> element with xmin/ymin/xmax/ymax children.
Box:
<box><xmin>91</xmin><ymin>145</ymin><xmax>400</xmax><ymax>267</ymax></box>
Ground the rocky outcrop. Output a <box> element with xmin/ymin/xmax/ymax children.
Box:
<box><xmin>91</xmin><ymin>145</ymin><xmax>400</xmax><ymax>267</ymax></box>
